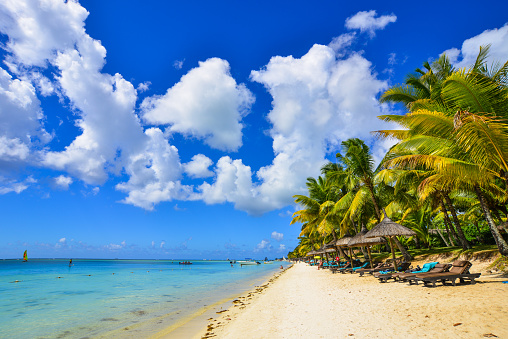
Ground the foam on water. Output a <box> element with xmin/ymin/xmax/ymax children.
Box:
<box><xmin>0</xmin><ymin>259</ymin><xmax>285</xmax><ymax>338</ymax></box>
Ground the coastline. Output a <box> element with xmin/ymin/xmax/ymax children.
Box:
<box><xmin>151</xmin><ymin>264</ymin><xmax>291</xmax><ymax>339</ymax></box>
<box><xmin>192</xmin><ymin>260</ymin><xmax>508</xmax><ymax>338</ymax></box>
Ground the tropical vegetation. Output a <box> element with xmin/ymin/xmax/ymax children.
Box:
<box><xmin>288</xmin><ymin>46</ymin><xmax>508</xmax><ymax>259</ymax></box>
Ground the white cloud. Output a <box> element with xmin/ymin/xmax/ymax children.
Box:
<box><xmin>183</xmin><ymin>154</ymin><xmax>214</xmax><ymax>178</ymax></box>
<box><xmin>345</xmin><ymin>10</ymin><xmax>396</xmax><ymax>37</ymax></box>
<box><xmin>388</xmin><ymin>53</ymin><xmax>397</xmax><ymax>65</ymax></box>
<box><xmin>328</xmin><ymin>32</ymin><xmax>356</xmax><ymax>55</ymax></box>
<box><xmin>254</xmin><ymin>239</ymin><xmax>271</xmax><ymax>252</ymax></box>
<box><xmin>137</xmin><ymin>81</ymin><xmax>151</xmax><ymax>93</ymax></box>
<box><xmin>278</xmin><ymin>244</ymin><xmax>286</xmax><ymax>252</ymax></box>
<box><xmin>0</xmin><ymin>136</ymin><xmax>30</xmax><ymax>162</ymax></box>
<box><xmin>160</xmin><ymin>241</ymin><xmax>165</xmax><ymax>248</ymax></box>
<box><xmin>141</xmin><ymin>58</ymin><xmax>255</xmax><ymax>151</ymax></box>
<box><xmin>59</xmin><ymin>237</ymin><xmax>66</xmax><ymax>243</ymax></box>
<box><xmin>0</xmin><ymin>176</ymin><xmax>35</xmax><ymax>194</ymax></box>
<box><xmin>0</xmin><ymin>67</ymin><xmax>50</xmax><ymax>163</ymax></box>
<box><xmin>0</xmin><ymin>0</ymin><xmax>88</xmax><ymax>67</ymax></box>
<box><xmin>43</xmin><ymin>34</ymin><xmax>144</xmax><ymax>184</ymax></box>
<box><xmin>198</xmin><ymin>156</ymin><xmax>259</xmax><ymax>211</ymax></box>
<box><xmin>173</xmin><ymin>59</ymin><xmax>184</xmax><ymax>69</ymax></box>
<box><xmin>197</xmin><ymin>43</ymin><xmax>390</xmax><ymax>215</ymax></box>
<box><xmin>116</xmin><ymin>128</ymin><xmax>190</xmax><ymax>210</ymax></box>
<box><xmin>54</xmin><ymin>175</ymin><xmax>73</xmax><ymax>190</ymax></box>
<box><xmin>271</xmin><ymin>231</ymin><xmax>284</xmax><ymax>241</ymax></box>
<box><xmin>442</xmin><ymin>24</ymin><xmax>508</xmax><ymax>69</ymax></box>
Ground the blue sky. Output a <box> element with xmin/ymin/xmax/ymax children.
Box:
<box><xmin>1</xmin><ymin>0</ymin><xmax>507</xmax><ymax>259</ymax></box>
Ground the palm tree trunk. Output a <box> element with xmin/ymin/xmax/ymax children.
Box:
<box><xmin>366</xmin><ymin>180</ymin><xmax>381</xmax><ymax>221</ymax></box>
<box><xmin>440</xmin><ymin>200</ymin><xmax>459</xmax><ymax>246</ymax></box>
<box><xmin>436</xmin><ymin>228</ymin><xmax>450</xmax><ymax>247</ymax></box>
<box><xmin>392</xmin><ymin>237</ymin><xmax>413</xmax><ymax>261</ymax></box>
<box><xmin>475</xmin><ymin>186</ymin><xmax>508</xmax><ymax>256</ymax></box>
<box><xmin>443</xmin><ymin>193</ymin><xmax>471</xmax><ymax>249</ymax></box>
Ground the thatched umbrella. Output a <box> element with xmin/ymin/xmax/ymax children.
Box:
<box><xmin>347</xmin><ymin>224</ymin><xmax>386</xmax><ymax>268</ymax></box>
<box><xmin>335</xmin><ymin>233</ymin><xmax>355</xmax><ymax>267</ymax></box>
<box><xmin>365</xmin><ymin>210</ymin><xmax>416</xmax><ymax>271</ymax></box>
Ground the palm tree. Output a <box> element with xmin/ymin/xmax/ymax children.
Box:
<box><xmin>328</xmin><ymin>138</ymin><xmax>414</xmax><ymax>261</ymax></box>
<box><xmin>376</xmin><ymin>47</ymin><xmax>508</xmax><ymax>255</ymax></box>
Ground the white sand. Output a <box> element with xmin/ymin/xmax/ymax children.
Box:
<box><xmin>195</xmin><ymin>262</ymin><xmax>508</xmax><ymax>339</ymax></box>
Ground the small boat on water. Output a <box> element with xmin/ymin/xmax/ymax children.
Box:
<box><xmin>263</xmin><ymin>261</ymin><xmax>273</xmax><ymax>264</ymax></box>
<box><xmin>238</xmin><ymin>259</ymin><xmax>261</xmax><ymax>266</ymax></box>
<box><xmin>22</xmin><ymin>250</ymin><xmax>27</xmax><ymax>262</ymax></box>
<box><xmin>179</xmin><ymin>261</ymin><xmax>192</xmax><ymax>265</ymax></box>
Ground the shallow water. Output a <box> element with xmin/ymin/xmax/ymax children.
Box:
<box><xmin>0</xmin><ymin>259</ymin><xmax>285</xmax><ymax>338</ymax></box>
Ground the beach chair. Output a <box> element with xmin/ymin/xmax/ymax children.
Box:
<box><xmin>331</xmin><ymin>261</ymin><xmax>351</xmax><ymax>274</ymax></box>
<box><xmin>402</xmin><ymin>263</ymin><xmax>450</xmax><ymax>285</ymax></box>
<box><xmin>415</xmin><ymin>260</ymin><xmax>481</xmax><ymax>287</ymax></box>
<box><xmin>375</xmin><ymin>262</ymin><xmax>439</xmax><ymax>283</ymax></box>
<box><xmin>356</xmin><ymin>257</ymin><xmax>402</xmax><ymax>277</ymax></box>
<box><xmin>373</xmin><ymin>262</ymin><xmax>412</xmax><ymax>282</ymax></box>
<box><xmin>341</xmin><ymin>261</ymin><xmax>370</xmax><ymax>274</ymax></box>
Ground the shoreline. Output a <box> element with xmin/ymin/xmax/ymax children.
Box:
<box><xmin>192</xmin><ymin>260</ymin><xmax>508</xmax><ymax>338</ymax></box>
<box><xmin>151</xmin><ymin>264</ymin><xmax>291</xmax><ymax>339</ymax></box>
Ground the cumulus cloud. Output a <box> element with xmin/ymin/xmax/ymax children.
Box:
<box><xmin>141</xmin><ymin>58</ymin><xmax>255</xmax><ymax>151</ymax></box>
<box><xmin>116</xmin><ymin>128</ymin><xmax>190</xmax><ymax>210</ymax></box>
<box><xmin>442</xmin><ymin>24</ymin><xmax>508</xmax><ymax>68</ymax></box>
<box><xmin>271</xmin><ymin>231</ymin><xmax>284</xmax><ymax>241</ymax></box>
<box><xmin>54</xmin><ymin>175</ymin><xmax>73</xmax><ymax>190</ymax></box>
<box><xmin>43</xmin><ymin>35</ymin><xmax>145</xmax><ymax>184</ymax></box>
<box><xmin>183</xmin><ymin>154</ymin><xmax>214</xmax><ymax>178</ymax></box>
<box><xmin>198</xmin><ymin>156</ymin><xmax>257</xmax><ymax>210</ymax></box>
<box><xmin>196</xmin><ymin>42</ymin><xmax>391</xmax><ymax>215</ymax></box>
<box><xmin>160</xmin><ymin>241</ymin><xmax>165</xmax><ymax>248</ymax></box>
<box><xmin>254</xmin><ymin>239</ymin><xmax>271</xmax><ymax>252</ymax></box>
<box><xmin>0</xmin><ymin>67</ymin><xmax>50</xmax><ymax>163</ymax></box>
<box><xmin>345</xmin><ymin>10</ymin><xmax>396</xmax><ymax>37</ymax></box>
<box><xmin>0</xmin><ymin>0</ymin><xmax>88</xmax><ymax>67</ymax></box>
<box><xmin>278</xmin><ymin>244</ymin><xmax>286</xmax><ymax>252</ymax></box>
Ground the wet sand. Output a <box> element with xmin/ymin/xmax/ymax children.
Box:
<box><xmin>192</xmin><ymin>261</ymin><xmax>508</xmax><ymax>339</ymax></box>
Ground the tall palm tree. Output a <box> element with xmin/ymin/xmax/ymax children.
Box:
<box><xmin>376</xmin><ymin>47</ymin><xmax>508</xmax><ymax>255</ymax></box>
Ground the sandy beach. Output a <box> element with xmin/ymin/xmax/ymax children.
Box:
<box><xmin>193</xmin><ymin>260</ymin><xmax>508</xmax><ymax>339</ymax></box>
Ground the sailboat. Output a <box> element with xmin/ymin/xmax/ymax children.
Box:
<box><xmin>23</xmin><ymin>250</ymin><xmax>27</xmax><ymax>262</ymax></box>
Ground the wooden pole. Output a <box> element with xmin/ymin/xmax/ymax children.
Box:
<box><xmin>389</xmin><ymin>237</ymin><xmax>397</xmax><ymax>271</ymax></box>
<box><xmin>367</xmin><ymin>246</ymin><xmax>373</xmax><ymax>269</ymax></box>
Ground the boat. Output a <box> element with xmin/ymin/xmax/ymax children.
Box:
<box><xmin>263</xmin><ymin>261</ymin><xmax>273</xmax><ymax>264</ymax></box>
<box><xmin>22</xmin><ymin>250</ymin><xmax>27</xmax><ymax>262</ymax></box>
<box><xmin>238</xmin><ymin>259</ymin><xmax>261</xmax><ymax>266</ymax></box>
<box><xmin>179</xmin><ymin>261</ymin><xmax>192</xmax><ymax>265</ymax></box>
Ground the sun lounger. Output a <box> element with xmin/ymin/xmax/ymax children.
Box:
<box><xmin>341</xmin><ymin>261</ymin><xmax>370</xmax><ymax>274</ymax></box>
<box><xmin>399</xmin><ymin>263</ymin><xmax>449</xmax><ymax>284</ymax></box>
<box><xmin>331</xmin><ymin>262</ymin><xmax>351</xmax><ymax>274</ymax></box>
<box><xmin>357</xmin><ymin>257</ymin><xmax>402</xmax><ymax>277</ymax></box>
<box><xmin>375</xmin><ymin>261</ymin><xmax>437</xmax><ymax>281</ymax></box>
<box><xmin>415</xmin><ymin>260</ymin><xmax>481</xmax><ymax>287</ymax></box>
<box><xmin>374</xmin><ymin>262</ymin><xmax>412</xmax><ymax>282</ymax></box>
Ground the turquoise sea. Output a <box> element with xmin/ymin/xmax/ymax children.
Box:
<box><xmin>0</xmin><ymin>259</ymin><xmax>287</xmax><ymax>338</ymax></box>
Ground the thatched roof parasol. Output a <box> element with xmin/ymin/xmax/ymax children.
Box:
<box><xmin>335</xmin><ymin>233</ymin><xmax>353</xmax><ymax>247</ymax></box>
<box><xmin>348</xmin><ymin>224</ymin><xmax>387</xmax><ymax>268</ymax></box>
<box><xmin>348</xmin><ymin>224</ymin><xmax>386</xmax><ymax>247</ymax></box>
<box><xmin>365</xmin><ymin>210</ymin><xmax>416</xmax><ymax>270</ymax></box>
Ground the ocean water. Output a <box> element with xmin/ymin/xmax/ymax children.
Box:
<box><xmin>0</xmin><ymin>259</ymin><xmax>286</xmax><ymax>338</ymax></box>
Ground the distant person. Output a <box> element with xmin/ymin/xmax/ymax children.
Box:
<box><xmin>69</xmin><ymin>259</ymin><xmax>73</xmax><ymax>266</ymax></box>
<box><xmin>280</xmin><ymin>265</ymin><xmax>283</xmax><ymax>269</ymax></box>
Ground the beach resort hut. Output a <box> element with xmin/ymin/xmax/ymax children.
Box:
<box><xmin>365</xmin><ymin>210</ymin><xmax>416</xmax><ymax>271</ymax></box>
<box><xmin>347</xmin><ymin>224</ymin><xmax>386</xmax><ymax>269</ymax></box>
